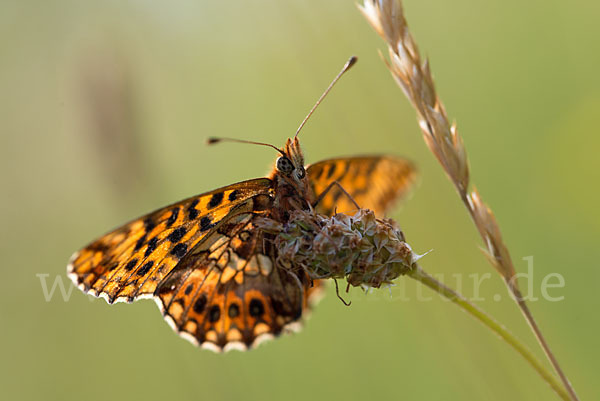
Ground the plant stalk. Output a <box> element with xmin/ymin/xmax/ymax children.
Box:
<box><xmin>464</xmin><ymin>195</ymin><xmax>579</xmax><ymax>401</ymax></box>
<box><xmin>509</xmin><ymin>284</ymin><xmax>579</xmax><ymax>401</ymax></box>
<box><xmin>408</xmin><ymin>264</ymin><xmax>571</xmax><ymax>401</ymax></box>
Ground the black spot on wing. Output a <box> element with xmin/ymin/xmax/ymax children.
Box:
<box><xmin>168</xmin><ymin>227</ymin><xmax>186</xmax><ymax>243</ymax></box>
<box><xmin>200</xmin><ymin>216</ymin><xmax>215</xmax><ymax>232</ymax></box>
<box><xmin>170</xmin><ymin>243</ymin><xmax>187</xmax><ymax>259</ymax></box>
<box><xmin>143</xmin><ymin>217</ymin><xmax>155</xmax><ymax>233</ymax></box>
<box><xmin>208</xmin><ymin>305</ymin><xmax>221</xmax><ymax>322</ymax></box>
<box><xmin>125</xmin><ymin>259</ymin><xmax>138</xmax><ymax>271</ymax></box>
<box><xmin>228</xmin><ymin>189</ymin><xmax>239</xmax><ymax>201</ymax></box>
<box><xmin>137</xmin><ymin>261</ymin><xmax>154</xmax><ymax>276</ymax></box>
<box><xmin>166</xmin><ymin>208</ymin><xmax>179</xmax><ymax>227</ymax></box>
<box><xmin>145</xmin><ymin>237</ymin><xmax>158</xmax><ymax>257</ymax></box>
<box><xmin>134</xmin><ymin>235</ymin><xmax>146</xmax><ymax>251</ymax></box>
<box><xmin>249</xmin><ymin>298</ymin><xmax>265</xmax><ymax>317</ymax></box>
<box><xmin>184</xmin><ymin>283</ymin><xmax>194</xmax><ymax>295</ymax></box>
<box><xmin>187</xmin><ymin>199</ymin><xmax>199</xmax><ymax>220</ymax></box>
<box><xmin>194</xmin><ymin>294</ymin><xmax>207</xmax><ymax>314</ymax></box>
<box><xmin>365</xmin><ymin>159</ymin><xmax>378</xmax><ymax>176</ymax></box>
<box><xmin>326</xmin><ymin>163</ymin><xmax>337</xmax><ymax>179</ymax></box>
<box><xmin>208</xmin><ymin>192</ymin><xmax>224</xmax><ymax>209</ymax></box>
<box><xmin>228</xmin><ymin>303</ymin><xmax>240</xmax><ymax>318</ymax></box>
<box><xmin>341</xmin><ymin>161</ymin><xmax>350</xmax><ymax>178</ymax></box>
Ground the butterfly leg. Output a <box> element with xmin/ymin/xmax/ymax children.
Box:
<box><xmin>333</xmin><ymin>278</ymin><xmax>351</xmax><ymax>306</ymax></box>
<box><xmin>312</xmin><ymin>180</ymin><xmax>360</xmax><ymax>210</ymax></box>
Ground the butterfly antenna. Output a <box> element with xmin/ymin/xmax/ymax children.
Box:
<box><xmin>295</xmin><ymin>56</ymin><xmax>358</xmax><ymax>139</ymax></box>
<box><xmin>207</xmin><ymin>137</ymin><xmax>286</xmax><ymax>156</ymax></box>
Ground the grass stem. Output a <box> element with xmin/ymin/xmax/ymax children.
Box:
<box><xmin>408</xmin><ymin>264</ymin><xmax>571</xmax><ymax>401</ymax></box>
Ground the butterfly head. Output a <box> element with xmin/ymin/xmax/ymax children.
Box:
<box><xmin>272</xmin><ymin>137</ymin><xmax>311</xmax><ymax>202</ymax></box>
<box><xmin>277</xmin><ymin>137</ymin><xmax>305</xmax><ymax>176</ymax></box>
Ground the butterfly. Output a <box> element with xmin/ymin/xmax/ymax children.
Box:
<box><xmin>67</xmin><ymin>58</ymin><xmax>417</xmax><ymax>352</ymax></box>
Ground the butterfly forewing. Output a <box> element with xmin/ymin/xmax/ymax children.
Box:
<box><xmin>307</xmin><ymin>156</ymin><xmax>416</xmax><ymax>216</ymax></box>
<box><xmin>68</xmin><ymin>178</ymin><xmax>273</xmax><ymax>304</ymax></box>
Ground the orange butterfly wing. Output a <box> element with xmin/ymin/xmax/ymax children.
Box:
<box><xmin>68</xmin><ymin>154</ymin><xmax>414</xmax><ymax>350</ymax></box>
<box><xmin>307</xmin><ymin>156</ymin><xmax>416</xmax><ymax>216</ymax></box>
<box><xmin>155</xmin><ymin>214</ymin><xmax>319</xmax><ymax>351</ymax></box>
<box><xmin>68</xmin><ymin>177</ymin><xmax>320</xmax><ymax>350</ymax></box>
<box><xmin>68</xmin><ymin>178</ymin><xmax>273</xmax><ymax>304</ymax></box>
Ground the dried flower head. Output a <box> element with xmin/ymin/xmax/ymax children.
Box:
<box><xmin>258</xmin><ymin>209</ymin><xmax>420</xmax><ymax>290</ymax></box>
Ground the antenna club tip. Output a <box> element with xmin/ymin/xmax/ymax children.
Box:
<box><xmin>346</xmin><ymin>56</ymin><xmax>358</xmax><ymax>69</ymax></box>
<box><xmin>206</xmin><ymin>137</ymin><xmax>220</xmax><ymax>145</ymax></box>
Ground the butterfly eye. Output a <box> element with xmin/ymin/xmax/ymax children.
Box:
<box><xmin>295</xmin><ymin>167</ymin><xmax>306</xmax><ymax>179</ymax></box>
<box><xmin>276</xmin><ymin>157</ymin><xmax>294</xmax><ymax>174</ymax></box>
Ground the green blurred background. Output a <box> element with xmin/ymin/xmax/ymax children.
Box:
<box><xmin>1</xmin><ymin>0</ymin><xmax>598</xmax><ymax>400</ymax></box>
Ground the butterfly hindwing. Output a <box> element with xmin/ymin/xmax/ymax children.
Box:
<box><xmin>307</xmin><ymin>156</ymin><xmax>416</xmax><ymax>216</ymax></box>
<box><xmin>155</xmin><ymin>214</ymin><xmax>319</xmax><ymax>351</ymax></box>
<box><xmin>67</xmin><ymin>178</ymin><xmax>273</xmax><ymax>304</ymax></box>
